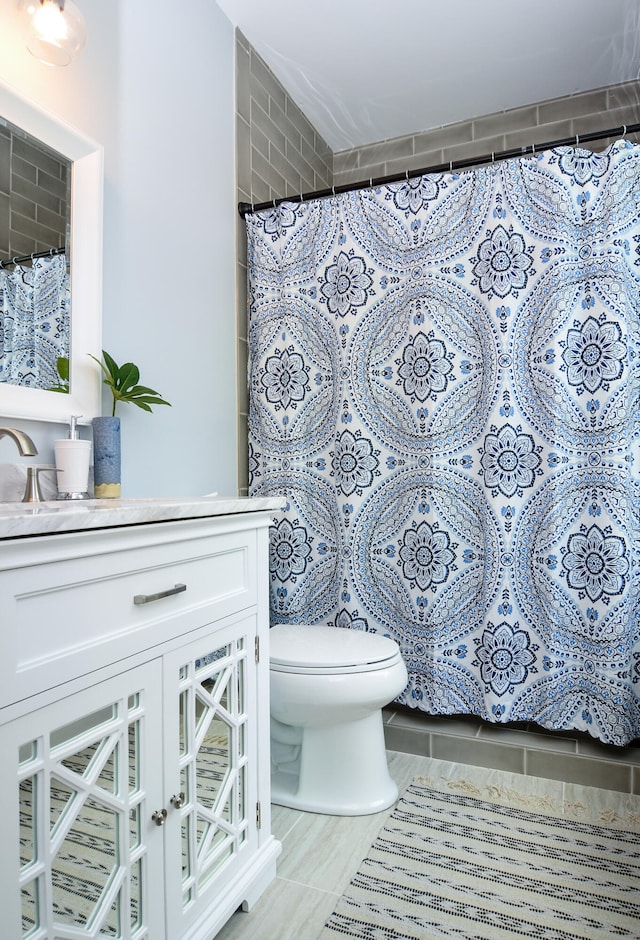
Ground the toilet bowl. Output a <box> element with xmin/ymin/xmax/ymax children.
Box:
<box><xmin>269</xmin><ymin>624</ymin><xmax>408</xmax><ymax>815</ymax></box>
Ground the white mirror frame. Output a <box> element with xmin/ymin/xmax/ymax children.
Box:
<box><xmin>0</xmin><ymin>79</ymin><xmax>103</xmax><ymax>423</ymax></box>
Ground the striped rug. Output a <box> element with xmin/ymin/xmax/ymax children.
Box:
<box><xmin>321</xmin><ymin>773</ymin><xmax>640</xmax><ymax>939</ymax></box>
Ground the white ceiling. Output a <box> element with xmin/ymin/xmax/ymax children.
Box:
<box><xmin>216</xmin><ymin>0</ymin><xmax>640</xmax><ymax>152</ymax></box>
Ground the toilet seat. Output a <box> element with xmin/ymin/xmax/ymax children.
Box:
<box><xmin>269</xmin><ymin>624</ymin><xmax>402</xmax><ymax>675</ymax></box>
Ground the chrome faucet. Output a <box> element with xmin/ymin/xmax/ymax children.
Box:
<box><xmin>0</xmin><ymin>428</ymin><xmax>54</xmax><ymax>502</ymax></box>
<box><xmin>0</xmin><ymin>427</ymin><xmax>38</xmax><ymax>457</ymax></box>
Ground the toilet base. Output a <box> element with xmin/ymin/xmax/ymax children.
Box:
<box><xmin>270</xmin><ymin>711</ymin><xmax>398</xmax><ymax>815</ymax></box>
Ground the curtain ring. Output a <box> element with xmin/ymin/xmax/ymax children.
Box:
<box><xmin>369</xmin><ymin>178</ymin><xmax>373</xmax><ymax>188</ymax></box>
<box><xmin>491</xmin><ymin>152</ymin><xmax>495</xmax><ymax>163</ymax></box>
<box><xmin>449</xmin><ymin>160</ymin><xmax>453</xmax><ymax>173</ymax></box>
<box><xmin>332</xmin><ymin>185</ymin><xmax>336</xmax><ymax>196</ymax></box>
<box><xmin>405</xmin><ymin>169</ymin><xmax>409</xmax><ymax>181</ymax></box>
<box><xmin>622</xmin><ymin>124</ymin><xmax>627</xmax><ymax>138</ymax></box>
<box><xmin>531</xmin><ymin>143</ymin><xmax>535</xmax><ymax>155</ymax></box>
<box><xmin>575</xmin><ymin>135</ymin><xmax>580</xmax><ymax>147</ymax></box>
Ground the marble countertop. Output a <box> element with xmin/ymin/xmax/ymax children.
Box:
<box><xmin>0</xmin><ymin>495</ymin><xmax>285</xmax><ymax>539</ymax></box>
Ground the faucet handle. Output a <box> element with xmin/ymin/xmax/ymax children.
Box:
<box><xmin>22</xmin><ymin>466</ymin><xmax>56</xmax><ymax>503</ymax></box>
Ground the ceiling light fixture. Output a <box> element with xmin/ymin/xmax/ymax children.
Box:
<box><xmin>19</xmin><ymin>0</ymin><xmax>86</xmax><ymax>67</ymax></box>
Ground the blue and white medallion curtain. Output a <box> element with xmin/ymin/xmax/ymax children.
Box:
<box><xmin>0</xmin><ymin>253</ymin><xmax>70</xmax><ymax>388</ymax></box>
<box><xmin>246</xmin><ymin>139</ymin><xmax>640</xmax><ymax>745</ymax></box>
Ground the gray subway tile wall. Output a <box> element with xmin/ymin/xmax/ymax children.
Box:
<box><xmin>233</xmin><ymin>43</ymin><xmax>640</xmax><ymax>789</ymax></box>
<box><xmin>383</xmin><ymin>706</ymin><xmax>640</xmax><ymax>795</ymax></box>
<box><xmin>0</xmin><ymin>193</ymin><xmax>8</xmax><ymax>254</ymax></box>
<box><xmin>333</xmin><ymin>81</ymin><xmax>640</xmax><ymax>187</ymax></box>
<box><xmin>235</xmin><ymin>29</ymin><xmax>333</xmax><ymax>494</ymax></box>
<box><xmin>0</xmin><ymin>130</ymin><xmax>9</xmax><ymax>193</ymax></box>
<box><xmin>0</xmin><ymin>119</ymin><xmax>69</xmax><ymax>261</ymax></box>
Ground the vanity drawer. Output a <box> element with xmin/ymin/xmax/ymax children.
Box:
<box><xmin>0</xmin><ymin>523</ymin><xmax>258</xmax><ymax>708</ymax></box>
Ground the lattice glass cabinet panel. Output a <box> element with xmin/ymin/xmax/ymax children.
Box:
<box><xmin>8</xmin><ymin>663</ymin><xmax>165</xmax><ymax>939</ymax></box>
<box><xmin>164</xmin><ymin>618</ymin><xmax>257</xmax><ymax>940</ymax></box>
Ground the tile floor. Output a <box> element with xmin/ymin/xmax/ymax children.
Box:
<box><xmin>214</xmin><ymin>749</ymin><xmax>640</xmax><ymax>940</ymax></box>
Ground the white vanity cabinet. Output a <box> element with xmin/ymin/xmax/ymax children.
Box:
<box><xmin>0</xmin><ymin>502</ymin><xmax>281</xmax><ymax>940</ymax></box>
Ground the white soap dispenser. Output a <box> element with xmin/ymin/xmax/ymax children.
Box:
<box><xmin>54</xmin><ymin>415</ymin><xmax>92</xmax><ymax>499</ymax></box>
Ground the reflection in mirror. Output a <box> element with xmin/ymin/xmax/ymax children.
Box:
<box><xmin>19</xmin><ymin>695</ymin><xmax>142</xmax><ymax>934</ymax></box>
<box><xmin>0</xmin><ymin>81</ymin><xmax>102</xmax><ymax>423</ymax></box>
<box><xmin>179</xmin><ymin>637</ymin><xmax>249</xmax><ymax>908</ymax></box>
<box><xmin>0</xmin><ymin>116</ymin><xmax>71</xmax><ymax>391</ymax></box>
<box><xmin>0</xmin><ymin>254</ymin><xmax>70</xmax><ymax>391</ymax></box>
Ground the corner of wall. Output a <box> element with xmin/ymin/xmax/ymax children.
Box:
<box><xmin>234</xmin><ymin>30</ymin><xmax>335</xmax><ymax>495</ymax></box>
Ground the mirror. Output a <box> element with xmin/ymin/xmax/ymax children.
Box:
<box><xmin>0</xmin><ymin>79</ymin><xmax>102</xmax><ymax>423</ymax></box>
<box><xmin>1</xmin><ymin>115</ymin><xmax>71</xmax><ymax>391</ymax></box>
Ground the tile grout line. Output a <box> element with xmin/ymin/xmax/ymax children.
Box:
<box><xmin>274</xmin><ymin>874</ymin><xmax>343</xmax><ymax>898</ymax></box>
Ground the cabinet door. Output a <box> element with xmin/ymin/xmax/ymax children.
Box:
<box><xmin>163</xmin><ymin>616</ymin><xmax>258</xmax><ymax>940</ymax></box>
<box><xmin>1</xmin><ymin>662</ymin><xmax>165</xmax><ymax>940</ymax></box>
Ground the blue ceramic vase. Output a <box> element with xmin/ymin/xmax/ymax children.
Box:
<box><xmin>91</xmin><ymin>416</ymin><xmax>121</xmax><ymax>498</ymax></box>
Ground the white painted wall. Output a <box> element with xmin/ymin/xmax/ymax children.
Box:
<box><xmin>0</xmin><ymin>0</ymin><xmax>238</xmax><ymax>498</ymax></box>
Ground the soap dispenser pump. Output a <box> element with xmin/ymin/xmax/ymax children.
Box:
<box><xmin>54</xmin><ymin>415</ymin><xmax>92</xmax><ymax>499</ymax></box>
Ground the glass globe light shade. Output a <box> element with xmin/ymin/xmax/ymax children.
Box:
<box><xmin>20</xmin><ymin>0</ymin><xmax>86</xmax><ymax>67</ymax></box>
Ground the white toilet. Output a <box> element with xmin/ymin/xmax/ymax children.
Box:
<box><xmin>269</xmin><ymin>624</ymin><xmax>408</xmax><ymax>815</ymax></box>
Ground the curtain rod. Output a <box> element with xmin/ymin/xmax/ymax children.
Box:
<box><xmin>238</xmin><ymin>122</ymin><xmax>640</xmax><ymax>218</ymax></box>
<box><xmin>0</xmin><ymin>246</ymin><xmax>66</xmax><ymax>269</ymax></box>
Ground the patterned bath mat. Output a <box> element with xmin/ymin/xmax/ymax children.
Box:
<box><xmin>320</xmin><ymin>774</ymin><xmax>640</xmax><ymax>939</ymax></box>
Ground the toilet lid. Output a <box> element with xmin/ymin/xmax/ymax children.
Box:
<box><xmin>269</xmin><ymin>624</ymin><xmax>401</xmax><ymax>672</ymax></box>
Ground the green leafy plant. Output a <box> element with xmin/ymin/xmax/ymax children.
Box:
<box><xmin>49</xmin><ymin>355</ymin><xmax>70</xmax><ymax>393</ymax></box>
<box><xmin>90</xmin><ymin>350</ymin><xmax>172</xmax><ymax>417</ymax></box>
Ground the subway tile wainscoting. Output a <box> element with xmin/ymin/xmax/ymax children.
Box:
<box><xmin>383</xmin><ymin>704</ymin><xmax>640</xmax><ymax>795</ymax></box>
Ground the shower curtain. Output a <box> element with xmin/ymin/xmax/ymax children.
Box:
<box><xmin>0</xmin><ymin>253</ymin><xmax>69</xmax><ymax>388</ymax></box>
<box><xmin>246</xmin><ymin>138</ymin><xmax>640</xmax><ymax>746</ymax></box>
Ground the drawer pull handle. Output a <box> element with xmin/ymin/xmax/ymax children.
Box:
<box><xmin>134</xmin><ymin>583</ymin><xmax>187</xmax><ymax>606</ymax></box>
